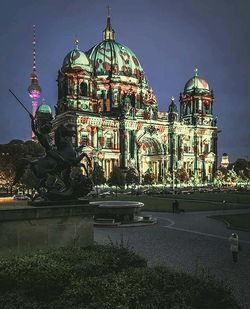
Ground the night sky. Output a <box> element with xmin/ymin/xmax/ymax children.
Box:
<box><xmin>1</xmin><ymin>0</ymin><xmax>249</xmax><ymax>162</ymax></box>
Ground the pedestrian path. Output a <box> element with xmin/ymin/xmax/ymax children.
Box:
<box><xmin>160</xmin><ymin>216</ymin><xmax>250</xmax><ymax>244</ymax></box>
<box><xmin>95</xmin><ymin>209</ymin><xmax>250</xmax><ymax>308</ymax></box>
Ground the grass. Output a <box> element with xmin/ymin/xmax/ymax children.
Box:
<box><xmin>1</xmin><ymin>192</ymin><xmax>249</xmax><ymax>213</ymax></box>
<box><xmin>93</xmin><ymin>193</ymin><xmax>250</xmax><ymax>212</ymax></box>
<box><xmin>172</xmin><ymin>192</ymin><xmax>250</xmax><ymax>204</ymax></box>
<box><xmin>210</xmin><ymin>213</ymin><xmax>250</xmax><ymax>231</ymax></box>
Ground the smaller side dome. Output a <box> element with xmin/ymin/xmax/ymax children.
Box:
<box><xmin>37</xmin><ymin>104</ymin><xmax>52</xmax><ymax>114</ymax></box>
<box><xmin>184</xmin><ymin>68</ymin><xmax>209</xmax><ymax>94</ymax></box>
<box><xmin>36</xmin><ymin>99</ymin><xmax>52</xmax><ymax>115</ymax></box>
<box><xmin>62</xmin><ymin>40</ymin><xmax>91</xmax><ymax>71</ymax></box>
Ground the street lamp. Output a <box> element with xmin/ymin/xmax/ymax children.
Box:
<box><xmin>172</xmin><ymin>159</ymin><xmax>178</xmax><ymax>193</ymax></box>
<box><xmin>161</xmin><ymin>157</ymin><xmax>165</xmax><ymax>187</ymax></box>
<box><xmin>199</xmin><ymin>154</ymin><xmax>206</xmax><ymax>185</ymax></box>
<box><xmin>172</xmin><ymin>168</ymin><xmax>176</xmax><ymax>193</ymax></box>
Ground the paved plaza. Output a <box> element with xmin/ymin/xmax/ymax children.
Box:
<box><xmin>95</xmin><ymin>208</ymin><xmax>250</xmax><ymax>309</ymax></box>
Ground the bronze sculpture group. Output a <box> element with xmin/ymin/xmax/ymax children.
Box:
<box><xmin>10</xmin><ymin>90</ymin><xmax>93</xmax><ymax>202</ymax></box>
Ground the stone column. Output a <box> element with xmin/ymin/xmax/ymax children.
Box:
<box><xmin>93</xmin><ymin>127</ymin><xmax>97</xmax><ymax>148</ymax></box>
<box><xmin>104</xmin><ymin>160</ymin><xmax>108</xmax><ymax>179</ymax></box>
<box><xmin>107</xmin><ymin>160</ymin><xmax>111</xmax><ymax>179</ymax></box>
<box><xmin>113</xmin><ymin>131</ymin><xmax>116</xmax><ymax>149</ymax></box>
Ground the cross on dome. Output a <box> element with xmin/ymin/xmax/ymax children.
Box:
<box><xmin>74</xmin><ymin>38</ymin><xmax>80</xmax><ymax>50</ymax></box>
<box><xmin>107</xmin><ymin>5</ymin><xmax>111</xmax><ymax>17</ymax></box>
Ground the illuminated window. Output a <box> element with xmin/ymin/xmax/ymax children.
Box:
<box><xmin>106</xmin><ymin>137</ymin><xmax>112</xmax><ymax>148</ymax></box>
<box><xmin>80</xmin><ymin>82</ymin><xmax>88</xmax><ymax>96</ymax></box>
<box><xmin>82</xmin><ymin>135</ymin><xmax>89</xmax><ymax>146</ymax></box>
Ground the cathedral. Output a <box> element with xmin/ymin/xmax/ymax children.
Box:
<box><xmin>31</xmin><ymin>14</ymin><xmax>218</xmax><ymax>185</ymax></box>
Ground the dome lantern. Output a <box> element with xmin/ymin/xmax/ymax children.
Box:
<box><xmin>103</xmin><ymin>6</ymin><xmax>115</xmax><ymax>41</ymax></box>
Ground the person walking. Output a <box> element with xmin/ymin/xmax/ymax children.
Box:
<box><xmin>172</xmin><ymin>200</ymin><xmax>179</xmax><ymax>213</ymax></box>
<box><xmin>228</xmin><ymin>233</ymin><xmax>239</xmax><ymax>263</ymax></box>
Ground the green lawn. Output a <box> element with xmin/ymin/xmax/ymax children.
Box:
<box><xmin>172</xmin><ymin>192</ymin><xmax>250</xmax><ymax>204</ymax></box>
<box><xmin>210</xmin><ymin>213</ymin><xmax>250</xmax><ymax>231</ymax></box>
<box><xmin>93</xmin><ymin>194</ymin><xmax>250</xmax><ymax>212</ymax></box>
<box><xmin>1</xmin><ymin>192</ymin><xmax>249</xmax><ymax>213</ymax></box>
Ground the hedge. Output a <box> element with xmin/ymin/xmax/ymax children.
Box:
<box><xmin>0</xmin><ymin>245</ymin><xmax>241</xmax><ymax>309</ymax></box>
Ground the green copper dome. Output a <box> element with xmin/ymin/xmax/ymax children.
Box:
<box><xmin>184</xmin><ymin>69</ymin><xmax>210</xmax><ymax>94</ymax></box>
<box><xmin>37</xmin><ymin>103</ymin><xmax>52</xmax><ymax>114</ymax></box>
<box><xmin>86</xmin><ymin>40</ymin><xmax>146</xmax><ymax>82</ymax></box>
<box><xmin>86</xmin><ymin>14</ymin><xmax>145</xmax><ymax>81</ymax></box>
<box><xmin>63</xmin><ymin>40</ymin><xmax>91</xmax><ymax>71</ymax></box>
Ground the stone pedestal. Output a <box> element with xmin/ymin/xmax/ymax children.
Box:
<box><xmin>0</xmin><ymin>203</ymin><xmax>96</xmax><ymax>257</ymax></box>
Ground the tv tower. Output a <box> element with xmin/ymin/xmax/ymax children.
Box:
<box><xmin>28</xmin><ymin>24</ymin><xmax>42</xmax><ymax>140</ymax></box>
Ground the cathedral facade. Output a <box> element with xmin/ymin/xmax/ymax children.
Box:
<box><xmin>51</xmin><ymin>15</ymin><xmax>218</xmax><ymax>184</ymax></box>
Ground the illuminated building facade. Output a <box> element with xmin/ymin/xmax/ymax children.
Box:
<box><xmin>52</xmin><ymin>14</ymin><xmax>218</xmax><ymax>184</ymax></box>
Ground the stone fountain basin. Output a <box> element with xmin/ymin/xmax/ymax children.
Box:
<box><xmin>90</xmin><ymin>201</ymin><xmax>144</xmax><ymax>224</ymax></box>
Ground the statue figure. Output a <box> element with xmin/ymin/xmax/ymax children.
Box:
<box><xmin>12</xmin><ymin>110</ymin><xmax>92</xmax><ymax>202</ymax></box>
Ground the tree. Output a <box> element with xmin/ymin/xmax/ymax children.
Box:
<box><xmin>176</xmin><ymin>167</ymin><xmax>189</xmax><ymax>184</ymax></box>
<box><xmin>20</xmin><ymin>168</ymin><xmax>40</xmax><ymax>194</ymax></box>
<box><xmin>164</xmin><ymin>169</ymin><xmax>172</xmax><ymax>185</ymax></box>
<box><xmin>0</xmin><ymin>139</ymin><xmax>44</xmax><ymax>193</ymax></box>
<box><xmin>233</xmin><ymin>159</ymin><xmax>250</xmax><ymax>180</ymax></box>
<box><xmin>0</xmin><ymin>140</ymin><xmax>25</xmax><ymax>193</ymax></box>
<box><xmin>213</xmin><ymin>170</ymin><xmax>224</xmax><ymax>187</ymax></box>
<box><xmin>219</xmin><ymin>166</ymin><xmax>228</xmax><ymax>176</ymax></box>
<box><xmin>91</xmin><ymin>163</ymin><xmax>106</xmax><ymax>195</ymax></box>
<box><xmin>225</xmin><ymin>169</ymin><xmax>238</xmax><ymax>186</ymax></box>
<box><xmin>108</xmin><ymin>167</ymin><xmax>125</xmax><ymax>196</ymax></box>
<box><xmin>0</xmin><ymin>162</ymin><xmax>15</xmax><ymax>193</ymax></box>
<box><xmin>126</xmin><ymin>167</ymin><xmax>139</xmax><ymax>187</ymax></box>
<box><xmin>142</xmin><ymin>169</ymin><xmax>154</xmax><ymax>186</ymax></box>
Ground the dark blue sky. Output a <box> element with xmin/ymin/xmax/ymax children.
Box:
<box><xmin>0</xmin><ymin>0</ymin><xmax>249</xmax><ymax>162</ymax></box>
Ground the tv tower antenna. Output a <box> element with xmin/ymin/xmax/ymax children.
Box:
<box><xmin>28</xmin><ymin>24</ymin><xmax>42</xmax><ymax>140</ymax></box>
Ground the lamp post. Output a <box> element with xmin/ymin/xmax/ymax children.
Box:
<box><xmin>199</xmin><ymin>154</ymin><xmax>205</xmax><ymax>185</ymax></box>
<box><xmin>162</xmin><ymin>157</ymin><xmax>165</xmax><ymax>187</ymax></box>
<box><xmin>172</xmin><ymin>159</ymin><xmax>178</xmax><ymax>194</ymax></box>
<box><xmin>244</xmin><ymin>155</ymin><xmax>249</xmax><ymax>187</ymax></box>
<box><xmin>172</xmin><ymin>168</ymin><xmax>175</xmax><ymax>193</ymax></box>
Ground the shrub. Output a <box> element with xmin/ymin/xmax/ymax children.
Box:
<box><xmin>0</xmin><ymin>245</ymin><xmax>241</xmax><ymax>309</ymax></box>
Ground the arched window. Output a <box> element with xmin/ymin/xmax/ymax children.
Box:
<box><xmin>105</xmin><ymin>133</ymin><xmax>113</xmax><ymax>148</ymax></box>
<box><xmin>81</xmin><ymin>134</ymin><xmax>89</xmax><ymax>146</ymax></box>
<box><xmin>131</xmin><ymin>93</ymin><xmax>135</xmax><ymax>108</ymax></box>
<box><xmin>80</xmin><ymin>82</ymin><xmax>88</xmax><ymax>96</ymax></box>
